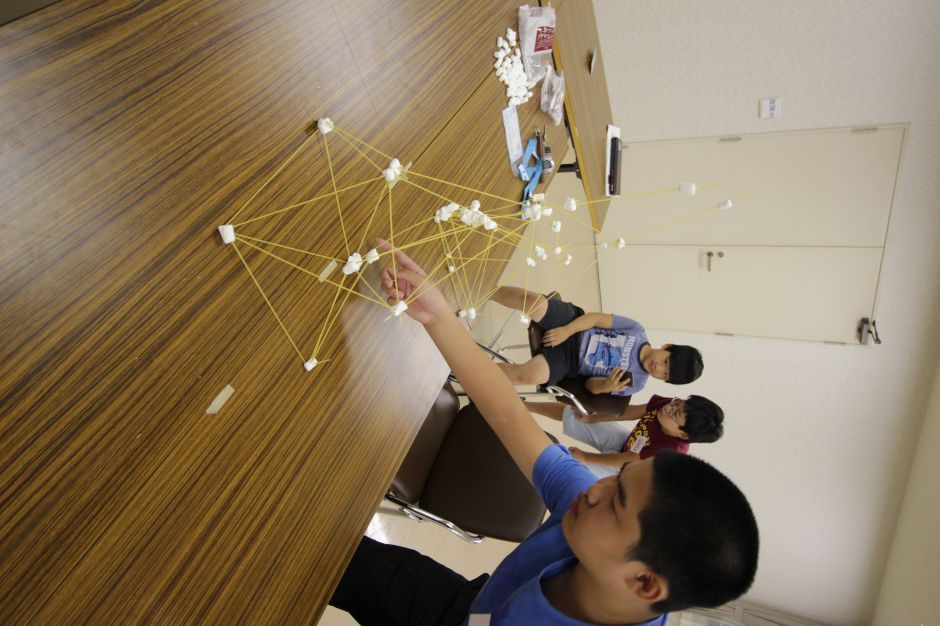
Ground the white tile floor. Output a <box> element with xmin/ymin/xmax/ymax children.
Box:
<box><xmin>319</xmin><ymin>162</ymin><xmax>602</xmax><ymax>624</ymax></box>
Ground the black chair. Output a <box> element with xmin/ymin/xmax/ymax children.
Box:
<box><xmin>385</xmin><ymin>383</ymin><xmax>558</xmax><ymax>543</ymax></box>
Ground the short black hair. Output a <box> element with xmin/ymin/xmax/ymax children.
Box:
<box><xmin>629</xmin><ymin>451</ymin><xmax>759</xmax><ymax>613</ymax></box>
<box><xmin>680</xmin><ymin>395</ymin><xmax>724</xmax><ymax>443</ymax></box>
<box><xmin>665</xmin><ymin>345</ymin><xmax>703</xmax><ymax>384</ymax></box>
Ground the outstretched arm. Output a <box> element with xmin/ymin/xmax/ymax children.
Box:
<box><xmin>378</xmin><ymin>242</ymin><xmax>552</xmax><ymax>482</ymax></box>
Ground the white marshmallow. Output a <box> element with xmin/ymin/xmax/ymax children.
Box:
<box><xmin>466</xmin><ymin>308</ymin><xmax>477</xmax><ymax>320</ymax></box>
<box><xmin>364</xmin><ymin>248</ymin><xmax>380</xmax><ymax>264</ymax></box>
<box><xmin>719</xmin><ymin>199</ymin><xmax>733</xmax><ymax>211</ymax></box>
<box><xmin>554</xmin><ymin>246</ymin><xmax>562</xmax><ymax>255</ymax></box>
<box><xmin>564</xmin><ymin>197</ymin><xmax>577</xmax><ymax>212</ymax></box>
<box><xmin>317</xmin><ymin>118</ymin><xmax>334</xmax><ymax>134</ymax></box>
<box><xmin>304</xmin><ymin>358</ymin><xmax>318</xmax><ymax>372</ymax></box>
<box><xmin>458</xmin><ymin>309</ymin><xmax>467</xmax><ymax>318</ymax></box>
<box><xmin>551</xmin><ymin>220</ymin><xmax>561</xmax><ymax>233</ymax></box>
<box><xmin>483</xmin><ymin>216</ymin><xmax>498</xmax><ymax>231</ymax></box>
<box><xmin>383</xmin><ymin>168</ymin><xmax>397</xmax><ymax>183</ymax></box>
<box><xmin>526</xmin><ymin>257</ymin><xmax>536</xmax><ymax>267</ymax></box>
<box><xmin>218</xmin><ymin>224</ymin><xmax>235</xmax><ymax>244</ymax></box>
<box><xmin>679</xmin><ymin>182</ymin><xmax>697</xmax><ymax>195</ymax></box>
<box><xmin>342</xmin><ymin>252</ymin><xmax>363</xmax><ymax>275</ymax></box>
<box><xmin>519</xmin><ymin>313</ymin><xmax>530</xmax><ymax>325</ymax></box>
<box><xmin>616</xmin><ymin>237</ymin><xmax>626</xmax><ymax>249</ymax></box>
<box><xmin>542</xmin><ymin>207</ymin><xmax>553</xmax><ymax>216</ymax></box>
<box><xmin>448</xmin><ymin>265</ymin><xmax>456</xmax><ymax>273</ymax></box>
<box><xmin>565</xmin><ymin>254</ymin><xmax>573</xmax><ymax>266</ymax></box>
<box><xmin>392</xmin><ymin>301</ymin><xmax>408</xmax><ymax>316</ymax></box>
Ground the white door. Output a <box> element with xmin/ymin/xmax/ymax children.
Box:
<box><xmin>598</xmin><ymin>126</ymin><xmax>904</xmax><ymax>343</ymax></box>
<box><xmin>598</xmin><ymin>245</ymin><xmax>882</xmax><ymax>343</ymax></box>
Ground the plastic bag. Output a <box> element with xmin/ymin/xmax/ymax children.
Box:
<box><xmin>540</xmin><ymin>65</ymin><xmax>565</xmax><ymax>125</ymax></box>
<box><xmin>518</xmin><ymin>4</ymin><xmax>556</xmax><ymax>86</ymax></box>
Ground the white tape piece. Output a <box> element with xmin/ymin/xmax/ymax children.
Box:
<box><xmin>318</xmin><ymin>260</ymin><xmax>338</xmax><ymax>282</ymax></box>
<box><xmin>206</xmin><ymin>384</ymin><xmax>235</xmax><ymax>414</ymax></box>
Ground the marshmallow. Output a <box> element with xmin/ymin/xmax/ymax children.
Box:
<box><xmin>458</xmin><ymin>309</ymin><xmax>467</xmax><ymax>318</ymax></box>
<box><xmin>466</xmin><ymin>308</ymin><xmax>477</xmax><ymax>320</ymax></box>
<box><xmin>317</xmin><ymin>118</ymin><xmax>334</xmax><ymax>134</ymax></box>
<box><xmin>448</xmin><ymin>265</ymin><xmax>456</xmax><ymax>273</ymax></box>
<box><xmin>554</xmin><ymin>246</ymin><xmax>562</xmax><ymax>255</ymax></box>
<box><xmin>534</xmin><ymin>245</ymin><xmax>547</xmax><ymax>260</ymax></box>
<box><xmin>719</xmin><ymin>199</ymin><xmax>733</xmax><ymax>211</ymax></box>
<box><xmin>384</xmin><ymin>158</ymin><xmax>405</xmax><ymax>184</ymax></box>
<box><xmin>364</xmin><ymin>248</ymin><xmax>380</xmax><ymax>264</ymax></box>
<box><xmin>526</xmin><ymin>257</ymin><xmax>536</xmax><ymax>267</ymax></box>
<box><xmin>470</xmin><ymin>199</ymin><xmax>481</xmax><ymax>211</ymax></box>
<box><xmin>519</xmin><ymin>313</ymin><xmax>530</xmax><ymax>325</ymax></box>
<box><xmin>679</xmin><ymin>182</ymin><xmax>697</xmax><ymax>195</ymax></box>
<box><xmin>551</xmin><ymin>220</ymin><xmax>562</xmax><ymax>233</ymax></box>
<box><xmin>531</xmin><ymin>193</ymin><xmax>545</xmax><ymax>202</ymax></box>
<box><xmin>601</xmin><ymin>242</ymin><xmax>608</xmax><ymax>249</ymax></box>
<box><xmin>342</xmin><ymin>252</ymin><xmax>363</xmax><ymax>275</ymax></box>
<box><xmin>218</xmin><ymin>224</ymin><xmax>235</xmax><ymax>244</ymax></box>
<box><xmin>392</xmin><ymin>301</ymin><xmax>408</xmax><ymax>316</ymax></box>
<box><xmin>542</xmin><ymin>207</ymin><xmax>553</xmax><ymax>216</ymax></box>
<box><xmin>565</xmin><ymin>254</ymin><xmax>573</xmax><ymax>266</ymax></box>
<box><xmin>483</xmin><ymin>216</ymin><xmax>498</xmax><ymax>231</ymax></box>
<box><xmin>304</xmin><ymin>358</ymin><xmax>318</xmax><ymax>372</ymax></box>
<box><xmin>616</xmin><ymin>237</ymin><xmax>626</xmax><ymax>249</ymax></box>
<box><xmin>564</xmin><ymin>197</ymin><xmax>577</xmax><ymax>212</ymax></box>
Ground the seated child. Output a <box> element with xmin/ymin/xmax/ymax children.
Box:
<box><xmin>527</xmin><ymin>394</ymin><xmax>724</xmax><ymax>477</ymax></box>
<box><xmin>489</xmin><ymin>286</ymin><xmax>703</xmax><ymax>397</ymax></box>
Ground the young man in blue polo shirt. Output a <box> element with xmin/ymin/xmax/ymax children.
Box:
<box><xmin>329</xmin><ymin>242</ymin><xmax>759</xmax><ymax>625</ymax></box>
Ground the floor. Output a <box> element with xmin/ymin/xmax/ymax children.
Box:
<box><xmin>319</xmin><ymin>153</ymin><xmax>602</xmax><ymax>624</ymax></box>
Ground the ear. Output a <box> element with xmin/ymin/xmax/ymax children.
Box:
<box><xmin>624</xmin><ymin>567</ymin><xmax>669</xmax><ymax>605</ymax></box>
<box><xmin>662</xmin><ymin>343</ymin><xmax>673</xmax><ymax>349</ymax></box>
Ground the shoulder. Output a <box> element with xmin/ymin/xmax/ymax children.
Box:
<box><xmin>646</xmin><ymin>394</ymin><xmax>670</xmax><ymax>410</ymax></box>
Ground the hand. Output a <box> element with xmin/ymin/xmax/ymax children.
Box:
<box><xmin>601</xmin><ymin>368</ymin><xmax>631</xmax><ymax>393</ymax></box>
<box><xmin>542</xmin><ymin>325</ymin><xmax>572</xmax><ymax>347</ymax></box>
<box><xmin>376</xmin><ymin>239</ymin><xmax>450</xmax><ymax>325</ymax></box>
<box><xmin>568</xmin><ymin>446</ymin><xmax>588</xmax><ymax>462</ymax></box>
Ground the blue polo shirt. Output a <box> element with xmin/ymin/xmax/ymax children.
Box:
<box><xmin>577</xmin><ymin>315</ymin><xmax>649</xmax><ymax>397</ymax></box>
<box><xmin>463</xmin><ymin>444</ymin><xmax>668</xmax><ymax>626</ymax></box>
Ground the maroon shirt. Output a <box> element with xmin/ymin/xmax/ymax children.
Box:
<box><xmin>622</xmin><ymin>394</ymin><xmax>689</xmax><ymax>459</ymax></box>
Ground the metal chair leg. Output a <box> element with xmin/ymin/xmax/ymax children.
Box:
<box><xmin>383</xmin><ymin>494</ymin><xmax>485</xmax><ymax>544</ymax></box>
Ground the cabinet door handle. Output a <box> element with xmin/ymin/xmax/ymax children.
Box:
<box><xmin>707</xmin><ymin>251</ymin><xmax>724</xmax><ymax>272</ymax></box>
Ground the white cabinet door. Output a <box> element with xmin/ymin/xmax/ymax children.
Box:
<box><xmin>598</xmin><ymin>245</ymin><xmax>883</xmax><ymax>343</ymax></box>
<box><xmin>611</xmin><ymin>126</ymin><xmax>904</xmax><ymax>247</ymax></box>
<box><xmin>598</xmin><ymin>126</ymin><xmax>903</xmax><ymax>343</ymax></box>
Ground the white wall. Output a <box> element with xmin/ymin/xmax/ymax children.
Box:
<box><xmin>594</xmin><ymin>2</ymin><xmax>940</xmax><ymax>624</ymax></box>
<box><xmin>872</xmin><ymin>354</ymin><xmax>940</xmax><ymax>624</ymax></box>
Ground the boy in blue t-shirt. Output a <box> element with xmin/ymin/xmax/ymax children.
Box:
<box><xmin>329</xmin><ymin>242</ymin><xmax>758</xmax><ymax>625</ymax></box>
<box><xmin>488</xmin><ymin>286</ymin><xmax>703</xmax><ymax>397</ymax></box>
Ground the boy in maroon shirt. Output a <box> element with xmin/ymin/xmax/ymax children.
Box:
<box><xmin>527</xmin><ymin>394</ymin><xmax>724</xmax><ymax>477</ymax></box>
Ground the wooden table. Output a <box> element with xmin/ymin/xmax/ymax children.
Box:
<box><xmin>548</xmin><ymin>0</ymin><xmax>614</xmax><ymax>229</ymax></box>
<box><xmin>0</xmin><ymin>1</ymin><xmax>567</xmax><ymax>622</ymax></box>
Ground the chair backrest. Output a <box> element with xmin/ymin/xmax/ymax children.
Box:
<box><xmin>418</xmin><ymin>402</ymin><xmax>556</xmax><ymax>543</ymax></box>
<box><xmin>389</xmin><ymin>383</ymin><xmax>460</xmax><ymax>504</ymax></box>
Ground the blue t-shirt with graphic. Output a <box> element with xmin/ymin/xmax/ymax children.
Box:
<box><xmin>576</xmin><ymin>315</ymin><xmax>649</xmax><ymax>396</ymax></box>
<box><xmin>464</xmin><ymin>445</ymin><xmax>668</xmax><ymax>626</ymax></box>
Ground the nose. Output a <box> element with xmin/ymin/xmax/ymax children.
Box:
<box><xmin>586</xmin><ymin>477</ymin><xmax>615</xmax><ymax>504</ymax></box>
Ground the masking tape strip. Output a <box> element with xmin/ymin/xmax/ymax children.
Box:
<box><xmin>206</xmin><ymin>384</ymin><xmax>235</xmax><ymax>414</ymax></box>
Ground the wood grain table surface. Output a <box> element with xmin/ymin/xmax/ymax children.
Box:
<box><xmin>0</xmin><ymin>0</ymin><xmax>569</xmax><ymax>623</ymax></box>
